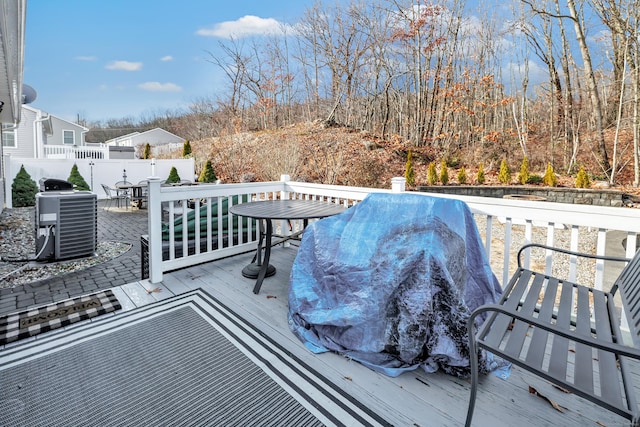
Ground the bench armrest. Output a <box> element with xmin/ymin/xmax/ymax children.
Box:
<box><xmin>517</xmin><ymin>243</ymin><xmax>630</xmax><ymax>268</ymax></box>
<box><xmin>470</xmin><ymin>303</ymin><xmax>640</xmax><ymax>360</ymax></box>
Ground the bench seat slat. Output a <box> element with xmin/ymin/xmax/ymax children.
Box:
<box><xmin>574</xmin><ymin>285</ymin><xmax>595</xmax><ymax>393</ymax></box>
<box><xmin>524</xmin><ymin>276</ymin><xmax>560</xmax><ymax>370</ymax></box>
<box><xmin>548</xmin><ymin>280</ymin><xmax>574</xmax><ymax>380</ymax></box>
<box><xmin>480</xmin><ymin>269</ymin><xmax>532</xmax><ymax>349</ymax></box>
<box><xmin>502</xmin><ymin>273</ymin><xmax>546</xmax><ymax>360</ymax></box>
<box><xmin>592</xmin><ymin>291</ymin><xmax>626</xmax><ymax>410</ymax></box>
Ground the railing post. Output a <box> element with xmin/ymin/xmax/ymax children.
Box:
<box><xmin>147</xmin><ymin>177</ymin><xmax>163</xmax><ymax>283</ymax></box>
<box><xmin>391</xmin><ymin>177</ymin><xmax>406</xmax><ymax>192</ymax></box>
<box><xmin>280</xmin><ymin>174</ymin><xmax>292</xmax><ymax>243</ymax></box>
<box><xmin>280</xmin><ymin>174</ymin><xmax>291</xmax><ymax>200</ymax></box>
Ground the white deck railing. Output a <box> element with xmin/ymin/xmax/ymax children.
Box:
<box><xmin>43</xmin><ymin>144</ymin><xmax>109</xmax><ymax>159</ymax></box>
<box><xmin>146</xmin><ymin>176</ymin><xmax>640</xmax><ymax>292</ymax></box>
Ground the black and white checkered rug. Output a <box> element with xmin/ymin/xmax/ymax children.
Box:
<box><xmin>0</xmin><ymin>290</ymin><xmax>121</xmax><ymax>345</ymax></box>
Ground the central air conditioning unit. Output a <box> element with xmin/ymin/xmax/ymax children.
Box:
<box><xmin>35</xmin><ymin>191</ymin><xmax>97</xmax><ymax>262</ymax></box>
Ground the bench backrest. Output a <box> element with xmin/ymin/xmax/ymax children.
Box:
<box><xmin>615</xmin><ymin>250</ymin><xmax>640</xmax><ymax>347</ymax></box>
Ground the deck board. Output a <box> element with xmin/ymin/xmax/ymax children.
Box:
<box><xmin>17</xmin><ymin>244</ymin><xmax>637</xmax><ymax>426</ymax></box>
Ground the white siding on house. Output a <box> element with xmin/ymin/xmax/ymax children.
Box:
<box><xmin>46</xmin><ymin>115</ymin><xmax>87</xmax><ymax>146</ymax></box>
<box><xmin>2</xmin><ymin>105</ymin><xmax>89</xmax><ymax>159</ymax></box>
<box><xmin>3</xmin><ymin>105</ymin><xmax>36</xmax><ymax>158</ymax></box>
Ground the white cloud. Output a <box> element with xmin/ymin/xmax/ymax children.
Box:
<box><xmin>138</xmin><ymin>82</ymin><xmax>182</xmax><ymax>92</ymax></box>
<box><xmin>106</xmin><ymin>60</ymin><xmax>143</xmax><ymax>71</ymax></box>
<box><xmin>196</xmin><ymin>15</ymin><xmax>291</xmax><ymax>39</ymax></box>
<box><xmin>75</xmin><ymin>55</ymin><xmax>97</xmax><ymax>61</ymax></box>
<box><xmin>161</xmin><ymin>55</ymin><xmax>174</xmax><ymax>62</ymax></box>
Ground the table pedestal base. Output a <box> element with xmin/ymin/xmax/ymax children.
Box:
<box><xmin>242</xmin><ymin>263</ymin><xmax>276</xmax><ymax>279</ymax></box>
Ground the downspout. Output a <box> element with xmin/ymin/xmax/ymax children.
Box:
<box><xmin>32</xmin><ymin>111</ymin><xmax>49</xmax><ymax>158</ymax></box>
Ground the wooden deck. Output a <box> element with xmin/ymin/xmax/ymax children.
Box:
<box><xmin>7</xmin><ymin>244</ymin><xmax>637</xmax><ymax>426</ymax></box>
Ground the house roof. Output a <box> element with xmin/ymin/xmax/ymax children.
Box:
<box><xmin>106</xmin><ymin>128</ymin><xmax>184</xmax><ymax>145</ymax></box>
<box><xmin>0</xmin><ymin>1</ymin><xmax>26</xmax><ymax>124</ymax></box>
<box><xmin>22</xmin><ymin>104</ymin><xmax>90</xmax><ymax>132</ymax></box>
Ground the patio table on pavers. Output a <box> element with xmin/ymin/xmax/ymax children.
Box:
<box><xmin>229</xmin><ymin>199</ymin><xmax>346</xmax><ymax>294</ymax></box>
<box><xmin>116</xmin><ymin>183</ymin><xmax>147</xmax><ymax>208</ymax></box>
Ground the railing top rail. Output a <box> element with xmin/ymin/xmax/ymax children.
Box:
<box><xmin>283</xmin><ymin>182</ymin><xmax>640</xmax><ymax>232</ymax></box>
<box><xmin>155</xmin><ymin>181</ymin><xmax>286</xmax><ymax>202</ymax></box>
<box><xmin>156</xmin><ymin>180</ymin><xmax>640</xmax><ymax>231</ymax></box>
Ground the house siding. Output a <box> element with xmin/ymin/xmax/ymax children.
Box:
<box><xmin>47</xmin><ymin>115</ymin><xmax>86</xmax><ymax>146</ymax></box>
<box><xmin>3</xmin><ymin>106</ymin><xmax>35</xmax><ymax>158</ymax></box>
<box><xmin>3</xmin><ymin>106</ymin><xmax>89</xmax><ymax>159</ymax></box>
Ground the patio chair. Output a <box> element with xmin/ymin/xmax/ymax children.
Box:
<box><xmin>131</xmin><ymin>180</ymin><xmax>149</xmax><ymax>208</ymax></box>
<box><xmin>101</xmin><ymin>183</ymin><xmax>129</xmax><ymax>210</ymax></box>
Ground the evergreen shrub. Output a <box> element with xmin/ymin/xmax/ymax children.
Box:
<box><xmin>199</xmin><ymin>160</ymin><xmax>218</xmax><ymax>183</ymax></box>
<box><xmin>439</xmin><ymin>159</ymin><xmax>449</xmax><ymax>185</ymax></box>
<box><xmin>67</xmin><ymin>163</ymin><xmax>90</xmax><ymax>191</ymax></box>
<box><xmin>427</xmin><ymin>162</ymin><xmax>438</xmax><ymax>185</ymax></box>
<box><xmin>517</xmin><ymin>156</ymin><xmax>530</xmax><ymax>185</ymax></box>
<box><xmin>498</xmin><ymin>159</ymin><xmax>511</xmax><ymax>184</ymax></box>
<box><xmin>575</xmin><ymin>166</ymin><xmax>591</xmax><ymax>188</ymax></box>
<box><xmin>543</xmin><ymin>163</ymin><xmax>557</xmax><ymax>187</ymax></box>
<box><xmin>476</xmin><ymin>163</ymin><xmax>485</xmax><ymax>184</ymax></box>
<box><xmin>12</xmin><ymin>165</ymin><xmax>38</xmax><ymax>207</ymax></box>
<box><xmin>404</xmin><ymin>151</ymin><xmax>415</xmax><ymax>186</ymax></box>
<box><xmin>457</xmin><ymin>167</ymin><xmax>467</xmax><ymax>184</ymax></box>
<box><xmin>166</xmin><ymin>166</ymin><xmax>181</xmax><ymax>184</ymax></box>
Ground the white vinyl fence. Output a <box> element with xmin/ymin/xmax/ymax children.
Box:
<box><xmin>4</xmin><ymin>155</ymin><xmax>194</xmax><ymax>208</ymax></box>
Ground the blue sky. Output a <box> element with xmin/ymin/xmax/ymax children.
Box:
<box><xmin>24</xmin><ymin>0</ymin><xmax>315</xmax><ymax>122</ymax></box>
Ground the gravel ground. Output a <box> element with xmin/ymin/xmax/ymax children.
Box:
<box><xmin>0</xmin><ymin>207</ymin><xmax>130</xmax><ymax>288</ymax></box>
<box><xmin>474</xmin><ymin>215</ymin><xmax>599</xmax><ymax>287</ymax></box>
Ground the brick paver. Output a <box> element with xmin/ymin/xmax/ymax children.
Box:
<box><xmin>0</xmin><ymin>201</ymin><xmax>148</xmax><ymax>316</ymax></box>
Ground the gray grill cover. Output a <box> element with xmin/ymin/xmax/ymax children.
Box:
<box><xmin>288</xmin><ymin>193</ymin><xmax>504</xmax><ymax>377</ymax></box>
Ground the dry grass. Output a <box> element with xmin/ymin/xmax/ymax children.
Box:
<box><xmin>153</xmin><ymin>121</ymin><xmax>640</xmax><ymax>195</ymax></box>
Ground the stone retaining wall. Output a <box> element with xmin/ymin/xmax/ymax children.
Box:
<box><xmin>415</xmin><ymin>185</ymin><xmax>628</xmax><ymax>207</ymax></box>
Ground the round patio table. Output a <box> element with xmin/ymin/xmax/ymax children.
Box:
<box><xmin>229</xmin><ymin>199</ymin><xmax>346</xmax><ymax>294</ymax></box>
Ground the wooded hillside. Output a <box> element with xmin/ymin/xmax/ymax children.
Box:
<box><xmin>88</xmin><ymin>0</ymin><xmax>640</xmax><ymax>188</ymax></box>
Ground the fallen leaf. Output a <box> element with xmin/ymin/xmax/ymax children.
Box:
<box><xmin>146</xmin><ymin>287</ymin><xmax>161</xmax><ymax>294</ymax></box>
<box><xmin>596</xmin><ymin>421</ymin><xmax>607</xmax><ymax>426</ymax></box>
<box><xmin>528</xmin><ymin>385</ymin><xmax>566</xmax><ymax>413</ymax></box>
<box><xmin>266</xmin><ymin>295</ymin><xmax>277</xmax><ymax>299</ymax></box>
<box><xmin>344</xmin><ymin>376</ymin><xmax>352</xmax><ymax>381</ymax></box>
<box><xmin>551</xmin><ymin>384</ymin><xmax>572</xmax><ymax>394</ymax></box>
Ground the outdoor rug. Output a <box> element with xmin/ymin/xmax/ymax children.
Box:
<box><xmin>0</xmin><ymin>290</ymin><xmax>121</xmax><ymax>345</ymax></box>
<box><xmin>0</xmin><ymin>288</ymin><xmax>390</xmax><ymax>426</ymax></box>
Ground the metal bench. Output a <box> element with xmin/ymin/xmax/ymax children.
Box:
<box><xmin>466</xmin><ymin>243</ymin><xmax>640</xmax><ymax>426</ymax></box>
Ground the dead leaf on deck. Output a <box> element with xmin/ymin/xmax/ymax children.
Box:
<box><xmin>551</xmin><ymin>384</ymin><xmax>571</xmax><ymax>394</ymax></box>
<box><xmin>266</xmin><ymin>295</ymin><xmax>277</xmax><ymax>299</ymax></box>
<box><xmin>528</xmin><ymin>385</ymin><xmax>566</xmax><ymax>413</ymax></box>
<box><xmin>344</xmin><ymin>376</ymin><xmax>352</xmax><ymax>381</ymax></box>
<box><xmin>146</xmin><ymin>287</ymin><xmax>161</xmax><ymax>294</ymax></box>
<box><xmin>596</xmin><ymin>421</ymin><xmax>607</xmax><ymax>427</ymax></box>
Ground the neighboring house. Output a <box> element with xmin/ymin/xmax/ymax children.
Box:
<box><xmin>2</xmin><ymin>105</ymin><xmax>92</xmax><ymax>159</ymax></box>
<box><xmin>105</xmin><ymin>128</ymin><xmax>185</xmax><ymax>157</ymax></box>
